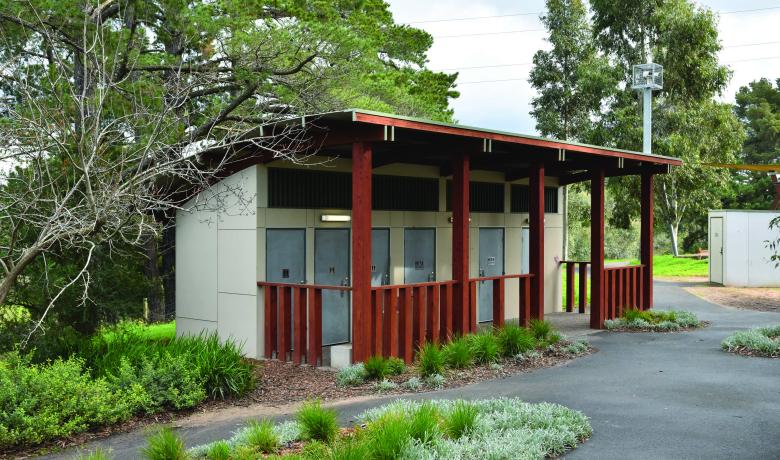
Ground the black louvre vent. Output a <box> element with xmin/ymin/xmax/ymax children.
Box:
<box><xmin>268</xmin><ymin>168</ymin><xmax>439</xmax><ymax>211</ymax></box>
<box><xmin>510</xmin><ymin>185</ymin><xmax>559</xmax><ymax>213</ymax></box>
<box><xmin>446</xmin><ymin>181</ymin><xmax>505</xmax><ymax>213</ymax></box>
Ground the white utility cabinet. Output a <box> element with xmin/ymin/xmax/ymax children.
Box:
<box><xmin>708</xmin><ymin>210</ymin><xmax>780</xmax><ymax>287</ymax></box>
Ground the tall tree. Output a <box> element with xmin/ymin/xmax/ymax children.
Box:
<box><xmin>0</xmin><ymin>0</ymin><xmax>457</xmax><ymax>336</ymax></box>
<box><xmin>589</xmin><ymin>0</ymin><xmax>744</xmax><ymax>255</ymax></box>
<box><xmin>724</xmin><ymin>78</ymin><xmax>780</xmax><ymax>210</ymax></box>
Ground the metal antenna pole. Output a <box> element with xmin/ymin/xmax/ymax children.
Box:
<box><xmin>643</xmin><ymin>88</ymin><xmax>652</xmax><ymax>154</ymax></box>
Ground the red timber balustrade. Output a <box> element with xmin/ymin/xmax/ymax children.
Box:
<box><xmin>559</xmin><ymin>260</ymin><xmax>590</xmax><ymax>313</ymax></box>
<box><xmin>603</xmin><ymin>265</ymin><xmax>645</xmax><ymax>319</ymax></box>
<box><xmin>257</xmin><ymin>282</ymin><xmax>350</xmax><ymax>366</ymax></box>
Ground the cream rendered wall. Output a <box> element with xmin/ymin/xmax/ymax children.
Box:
<box><xmin>176</xmin><ymin>165</ymin><xmax>261</xmax><ymax>358</ymax></box>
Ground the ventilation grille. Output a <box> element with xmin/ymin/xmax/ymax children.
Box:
<box><xmin>446</xmin><ymin>181</ymin><xmax>505</xmax><ymax>213</ymax></box>
<box><xmin>510</xmin><ymin>185</ymin><xmax>559</xmax><ymax>213</ymax></box>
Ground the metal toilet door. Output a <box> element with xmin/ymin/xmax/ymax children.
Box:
<box><xmin>371</xmin><ymin>229</ymin><xmax>390</xmax><ymax>286</ymax></box>
<box><xmin>404</xmin><ymin>228</ymin><xmax>436</xmax><ymax>283</ymax></box>
<box><xmin>710</xmin><ymin>217</ymin><xmax>724</xmax><ymax>284</ymax></box>
<box><xmin>266</xmin><ymin>229</ymin><xmax>306</xmax><ymax>284</ymax></box>
<box><xmin>521</xmin><ymin>227</ymin><xmax>530</xmax><ymax>274</ymax></box>
<box><xmin>478</xmin><ymin>228</ymin><xmax>505</xmax><ymax>322</ymax></box>
<box><xmin>315</xmin><ymin>229</ymin><xmax>351</xmax><ymax>345</ymax></box>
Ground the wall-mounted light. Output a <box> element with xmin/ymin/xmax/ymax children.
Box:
<box><xmin>321</xmin><ymin>214</ymin><xmax>351</xmax><ymax>222</ymax></box>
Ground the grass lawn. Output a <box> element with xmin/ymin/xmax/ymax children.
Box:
<box><xmin>561</xmin><ymin>255</ymin><xmax>709</xmax><ymax>310</ymax></box>
<box><xmin>97</xmin><ymin>320</ymin><xmax>176</xmax><ymax>342</ymax></box>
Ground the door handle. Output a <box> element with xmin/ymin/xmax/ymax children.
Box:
<box><xmin>341</xmin><ymin>277</ymin><xmax>350</xmax><ymax>297</ymax></box>
<box><xmin>428</xmin><ymin>272</ymin><xmax>435</xmax><ymax>282</ymax></box>
<box><xmin>479</xmin><ymin>268</ymin><xmax>485</xmax><ymax>282</ymax></box>
<box><xmin>384</xmin><ymin>273</ymin><xmax>390</xmax><ymax>285</ymax></box>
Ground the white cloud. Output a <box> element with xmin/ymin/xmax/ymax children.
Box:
<box><xmin>387</xmin><ymin>0</ymin><xmax>780</xmax><ymax>134</ymax></box>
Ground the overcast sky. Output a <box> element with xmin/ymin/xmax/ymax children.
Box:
<box><xmin>387</xmin><ymin>0</ymin><xmax>780</xmax><ymax>135</ymax></box>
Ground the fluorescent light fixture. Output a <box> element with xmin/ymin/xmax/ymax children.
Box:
<box><xmin>321</xmin><ymin>214</ymin><xmax>351</xmax><ymax>222</ymax></box>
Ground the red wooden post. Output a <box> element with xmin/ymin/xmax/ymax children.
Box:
<box><xmin>428</xmin><ymin>285</ymin><xmax>440</xmax><ymax>344</ymax></box>
<box><xmin>492</xmin><ymin>278</ymin><xmax>505</xmax><ymax>328</ymax></box>
<box><xmin>641</xmin><ymin>172</ymin><xmax>654</xmax><ymax>310</ymax></box>
<box><xmin>307</xmin><ymin>288</ymin><xmax>320</xmax><ymax>366</ymax></box>
<box><xmin>401</xmin><ymin>287</ymin><xmax>413</xmax><ymax>363</ymax></box>
<box><xmin>617</xmin><ymin>270</ymin><xmax>623</xmax><ymax>319</ymax></box>
<box><xmin>638</xmin><ymin>267</ymin><xmax>644</xmax><ymax>310</ymax></box>
<box><xmin>578</xmin><ymin>263</ymin><xmax>587</xmax><ymax>314</ymax></box>
<box><xmin>292</xmin><ymin>287</ymin><xmax>305</xmax><ymax>364</ymax></box>
<box><xmin>352</xmin><ymin>142</ymin><xmax>372</xmax><ymax>362</ymax></box>
<box><xmin>373</xmin><ymin>290</ymin><xmax>383</xmax><ymax>357</ymax></box>
<box><xmin>442</xmin><ymin>283</ymin><xmax>453</xmax><ymax>341</ymax></box>
<box><xmin>566</xmin><ymin>262</ymin><xmax>575</xmax><ymax>312</ymax></box>
<box><xmin>519</xmin><ymin>276</ymin><xmax>531</xmax><ymax>326</ymax></box>
<box><xmin>415</xmin><ymin>286</ymin><xmax>426</xmax><ymax>347</ymax></box>
<box><xmin>387</xmin><ymin>288</ymin><xmax>399</xmax><ymax>358</ymax></box>
<box><xmin>264</xmin><ymin>286</ymin><xmax>277</xmax><ymax>359</ymax></box>
<box><xmin>590</xmin><ymin>168</ymin><xmax>605</xmax><ymax>329</ymax></box>
<box><xmin>529</xmin><ymin>161</ymin><xmax>545</xmax><ymax>320</ymax></box>
<box><xmin>469</xmin><ymin>281</ymin><xmax>478</xmax><ymax>333</ymax></box>
<box><xmin>278</xmin><ymin>286</ymin><xmax>291</xmax><ymax>361</ymax></box>
<box><xmin>452</xmin><ymin>153</ymin><xmax>470</xmax><ymax>335</ymax></box>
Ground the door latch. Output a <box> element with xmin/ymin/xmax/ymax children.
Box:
<box><xmin>428</xmin><ymin>272</ymin><xmax>435</xmax><ymax>282</ymax></box>
<box><xmin>340</xmin><ymin>276</ymin><xmax>350</xmax><ymax>297</ymax></box>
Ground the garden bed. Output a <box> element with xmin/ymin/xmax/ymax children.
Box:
<box><xmin>721</xmin><ymin>325</ymin><xmax>780</xmax><ymax>358</ymax></box>
<box><xmin>177</xmin><ymin>397</ymin><xmax>592</xmax><ymax>460</ymax></box>
<box><xmin>604</xmin><ymin>309</ymin><xmax>706</xmax><ymax>332</ymax></box>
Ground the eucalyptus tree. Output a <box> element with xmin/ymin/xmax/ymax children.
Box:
<box><xmin>0</xmin><ymin>0</ymin><xmax>457</xmax><ymax>337</ymax></box>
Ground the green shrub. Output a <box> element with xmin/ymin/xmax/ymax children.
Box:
<box><xmin>623</xmin><ymin>308</ymin><xmax>643</xmax><ymax>323</ymax></box>
<box><xmin>408</xmin><ymin>402</ymin><xmax>440</xmax><ymax>444</ymax></box>
<box><xmin>386</xmin><ymin>357</ymin><xmax>405</xmax><ymax>376</ymax></box>
<box><xmin>297</xmin><ymin>400</ymin><xmax>339</xmax><ymax>443</ymax></box>
<box><xmin>0</xmin><ymin>305</ymin><xmax>31</xmax><ymax>353</ymax></box>
<box><xmin>546</xmin><ymin>331</ymin><xmax>563</xmax><ymax>347</ymax></box>
<box><xmin>374</xmin><ymin>379</ymin><xmax>397</xmax><ymax>393</ymax></box>
<box><xmin>424</xmin><ymin>373</ymin><xmax>446</xmax><ymax>389</ymax></box>
<box><xmin>442</xmin><ymin>337</ymin><xmax>472</xmax><ymax>369</ymax></box>
<box><xmin>722</xmin><ymin>325</ymin><xmax>780</xmax><ymax>357</ymax></box>
<box><xmin>443</xmin><ymin>401</ymin><xmax>478</xmax><ymax>439</ymax></box>
<box><xmin>496</xmin><ymin>325</ymin><xmax>535</xmax><ymax>356</ymax></box>
<box><xmin>140</xmin><ymin>428</ymin><xmax>188</xmax><ymax>460</ymax></box>
<box><xmin>205</xmin><ymin>440</ymin><xmax>231</xmax><ymax>460</ymax></box>
<box><xmin>336</xmin><ymin>363</ymin><xmax>367</xmax><ymax>386</ymax></box>
<box><xmin>366</xmin><ymin>412</ymin><xmax>411</xmax><ymax>460</ymax></box>
<box><xmin>529</xmin><ymin>319</ymin><xmax>553</xmax><ymax>341</ymax></box>
<box><xmin>0</xmin><ymin>353</ymin><xmax>130</xmax><ymax>447</ymax></box>
<box><xmin>468</xmin><ymin>333</ymin><xmax>500</xmax><ymax>364</ymax></box>
<box><xmin>416</xmin><ymin>343</ymin><xmax>444</xmax><ymax>378</ymax></box>
<box><xmin>363</xmin><ymin>355</ymin><xmax>389</xmax><ymax>381</ymax></box>
<box><xmin>244</xmin><ymin>419</ymin><xmax>279</xmax><ymax>453</ymax></box>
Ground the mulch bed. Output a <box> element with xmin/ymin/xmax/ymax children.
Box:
<box><xmin>4</xmin><ymin>343</ymin><xmax>593</xmax><ymax>459</ymax></box>
<box><xmin>686</xmin><ymin>285</ymin><xmax>780</xmax><ymax>313</ymax></box>
<box><xmin>252</xmin><ymin>342</ymin><xmax>594</xmax><ymax>406</ymax></box>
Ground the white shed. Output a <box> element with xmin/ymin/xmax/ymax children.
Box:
<box><xmin>708</xmin><ymin>210</ymin><xmax>780</xmax><ymax>287</ymax></box>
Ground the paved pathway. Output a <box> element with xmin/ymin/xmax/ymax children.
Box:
<box><xmin>51</xmin><ymin>281</ymin><xmax>780</xmax><ymax>459</ymax></box>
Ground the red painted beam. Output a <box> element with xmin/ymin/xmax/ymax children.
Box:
<box><xmin>590</xmin><ymin>169</ymin><xmax>605</xmax><ymax>328</ymax></box>
<box><xmin>641</xmin><ymin>172</ymin><xmax>654</xmax><ymax>310</ymax></box>
<box><xmin>452</xmin><ymin>153</ymin><xmax>470</xmax><ymax>335</ymax></box>
<box><xmin>529</xmin><ymin>161</ymin><xmax>545</xmax><ymax>320</ymax></box>
<box><xmin>351</xmin><ymin>142</ymin><xmax>373</xmax><ymax>362</ymax></box>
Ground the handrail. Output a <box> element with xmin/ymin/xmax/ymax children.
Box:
<box><xmin>371</xmin><ymin>280</ymin><xmax>457</xmax><ymax>290</ymax></box>
<box><xmin>257</xmin><ymin>281</ymin><xmax>352</xmax><ymax>291</ymax></box>
<box><xmin>604</xmin><ymin>264</ymin><xmax>644</xmax><ymax>271</ymax></box>
<box><xmin>468</xmin><ymin>273</ymin><xmax>533</xmax><ymax>282</ymax></box>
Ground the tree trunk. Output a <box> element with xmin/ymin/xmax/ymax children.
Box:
<box><xmin>161</xmin><ymin>222</ymin><xmax>176</xmax><ymax>320</ymax></box>
<box><xmin>669</xmin><ymin>222</ymin><xmax>680</xmax><ymax>257</ymax></box>
<box><xmin>144</xmin><ymin>235</ymin><xmax>163</xmax><ymax>322</ymax></box>
<box><xmin>0</xmin><ymin>248</ymin><xmax>42</xmax><ymax>307</ymax></box>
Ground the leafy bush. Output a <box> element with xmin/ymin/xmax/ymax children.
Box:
<box><xmin>529</xmin><ymin>319</ymin><xmax>553</xmax><ymax>341</ymax></box>
<box><xmin>417</xmin><ymin>343</ymin><xmax>444</xmax><ymax>377</ymax></box>
<box><xmin>468</xmin><ymin>333</ymin><xmax>500</xmax><ymax>364</ymax></box>
<box><xmin>245</xmin><ymin>419</ymin><xmax>279</xmax><ymax>453</ymax></box>
<box><xmin>336</xmin><ymin>363</ymin><xmax>367</xmax><ymax>387</ymax></box>
<box><xmin>401</xmin><ymin>377</ymin><xmax>422</xmax><ymax>391</ymax></box>
<box><xmin>0</xmin><ymin>353</ymin><xmax>130</xmax><ymax>447</ymax></box>
<box><xmin>563</xmin><ymin>339</ymin><xmax>589</xmax><ymax>355</ymax></box>
<box><xmin>297</xmin><ymin>400</ymin><xmax>338</xmax><ymax>443</ymax></box>
<box><xmin>0</xmin><ymin>305</ymin><xmax>31</xmax><ymax>353</ymax></box>
<box><xmin>363</xmin><ymin>355</ymin><xmax>389</xmax><ymax>381</ymax></box>
<box><xmin>606</xmin><ymin>309</ymin><xmax>701</xmax><ymax>332</ymax></box>
<box><xmin>496</xmin><ymin>325</ymin><xmax>535</xmax><ymax>356</ymax></box>
<box><xmin>443</xmin><ymin>401</ymin><xmax>478</xmax><ymax>439</ymax></box>
<box><xmin>408</xmin><ymin>402</ymin><xmax>440</xmax><ymax>444</ymax></box>
<box><xmin>424</xmin><ymin>373</ymin><xmax>446</xmax><ymax>389</ymax></box>
<box><xmin>442</xmin><ymin>336</ymin><xmax>473</xmax><ymax>369</ymax></box>
<box><xmin>141</xmin><ymin>428</ymin><xmax>188</xmax><ymax>460</ymax></box>
<box><xmin>386</xmin><ymin>357</ymin><xmax>406</xmax><ymax>376</ymax></box>
<box><xmin>722</xmin><ymin>325</ymin><xmax>780</xmax><ymax>357</ymax></box>
<box><xmin>374</xmin><ymin>379</ymin><xmax>398</xmax><ymax>393</ymax></box>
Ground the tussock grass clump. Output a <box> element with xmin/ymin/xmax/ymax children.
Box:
<box><xmin>468</xmin><ymin>332</ymin><xmax>500</xmax><ymax>364</ymax></box>
<box><xmin>443</xmin><ymin>401</ymin><xmax>478</xmax><ymax>439</ymax></box>
<box><xmin>140</xmin><ymin>428</ymin><xmax>188</xmax><ymax>460</ymax></box>
<box><xmin>529</xmin><ymin>319</ymin><xmax>553</xmax><ymax>341</ymax></box>
<box><xmin>417</xmin><ymin>343</ymin><xmax>444</xmax><ymax>377</ymax></box>
<box><xmin>204</xmin><ymin>440</ymin><xmax>230</xmax><ymax>460</ymax></box>
<box><xmin>722</xmin><ymin>325</ymin><xmax>780</xmax><ymax>358</ymax></box>
<box><xmin>244</xmin><ymin>419</ymin><xmax>279</xmax><ymax>453</ymax></box>
<box><xmin>363</xmin><ymin>355</ymin><xmax>389</xmax><ymax>381</ymax></box>
<box><xmin>497</xmin><ymin>325</ymin><xmax>536</xmax><ymax>356</ymax></box>
<box><xmin>442</xmin><ymin>336</ymin><xmax>473</xmax><ymax>369</ymax></box>
<box><xmin>408</xmin><ymin>402</ymin><xmax>441</xmax><ymax>444</ymax></box>
<box><xmin>366</xmin><ymin>412</ymin><xmax>412</xmax><ymax>460</ymax></box>
<box><xmin>296</xmin><ymin>400</ymin><xmax>339</xmax><ymax>443</ymax></box>
<box><xmin>386</xmin><ymin>357</ymin><xmax>406</xmax><ymax>376</ymax></box>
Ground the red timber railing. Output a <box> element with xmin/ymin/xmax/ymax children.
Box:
<box><xmin>603</xmin><ymin>265</ymin><xmax>644</xmax><ymax>320</ymax></box>
<box><xmin>370</xmin><ymin>275</ymin><xmax>534</xmax><ymax>364</ymax></box>
<box><xmin>559</xmin><ymin>260</ymin><xmax>590</xmax><ymax>313</ymax></box>
<box><xmin>257</xmin><ymin>282</ymin><xmax>351</xmax><ymax>366</ymax></box>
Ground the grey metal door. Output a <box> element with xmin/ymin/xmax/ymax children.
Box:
<box><xmin>266</xmin><ymin>229</ymin><xmax>306</xmax><ymax>283</ymax></box>
<box><xmin>372</xmin><ymin>229</ymin><xmax>390</xmax><ymax>286</ymax></box>
<box><xmin>521</xmin><ymin>227</ymin><xmax>530</xmax><ymax>275</ymax></box>
<box><xmin>315</xmin><ymin>229</ymin><xmax>351</xmax><ymax>345</ymax></box>
<box><xmin>404</xmin><ymin>228</ymin><xmax>436</xmax><ymax>283</ymax></box>
<box><xmin>710</xmin><ymin>217</ymin><xmax>723</xmax><ymax>284</ymax></box>
<box><xmin>478</xmin><ymin>228</ymin><xmax>505</xmax><ymax>322</ymax></box>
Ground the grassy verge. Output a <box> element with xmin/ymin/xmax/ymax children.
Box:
<box><xmin>721</xmin><ymin>325</ymin><xmax>780</xmax><ymax>357</ymax></box>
